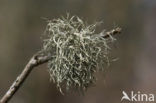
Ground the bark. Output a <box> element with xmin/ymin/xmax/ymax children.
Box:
<box><xmin>0</xmin><ymin>53</ymin><xmax>51</xmax><ymax>103</ymax></box>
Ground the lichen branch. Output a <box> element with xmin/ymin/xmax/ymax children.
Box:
<box><xmin>0</xmin><ymin>16</ymin><xmax>121</xmax><ymax>103</ymax></box>
<box><xmin>43</xmin><ymin>15</ymin><xmax>121</xmax><ymax>93</ymax></box>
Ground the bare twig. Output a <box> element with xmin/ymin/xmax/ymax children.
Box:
<box><xmin>0</xmin><ymin>27</ymin><xmax>121</xmax><ymax>103</ymax></box>
<box><xmin>0</xmin><ymin>53</ymin><xmax>52</xmax><ymax>103</ymax></box>
<box><xmin>103</xmin><ymin>27</ymin><xmax>121</xmax><ymax>38</ymax></box>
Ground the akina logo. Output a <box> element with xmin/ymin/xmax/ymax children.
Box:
<box><xmin>121</xmin><ymin>91</ymin><xmax>154</xmax><ymax>102</ymax></box>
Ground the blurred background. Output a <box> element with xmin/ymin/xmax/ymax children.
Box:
<box><xmin>0</xmin><ymin>0</ymin><xmax>156</xmax><ymax>103</ymax></box>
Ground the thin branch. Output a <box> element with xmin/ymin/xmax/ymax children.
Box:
<box><xmin>0</xmin><ymin>53</ymin><xmax>51</xmax><ymax>103</ymax></box>
<box><xmin>103</xmin><ymin>27</ymin><xmax>122</xmax><ymax>38</ymax></box>
<box><xmin>0</xmin><ymin>27</ymin><xmax>121</xmax><ymax>103</ymax></box>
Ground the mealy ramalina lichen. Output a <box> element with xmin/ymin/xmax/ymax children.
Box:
<box><xmin>42</xmin><ymin>15</ymin><xmax>115</xmax><ymax>94</ymax></box>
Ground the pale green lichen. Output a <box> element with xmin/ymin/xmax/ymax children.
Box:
<box><xmin>42</xmin><ymin>15</ymin><xmax>115</xmax><ymax>93</ymax></box>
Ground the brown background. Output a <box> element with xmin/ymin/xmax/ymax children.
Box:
<box><xmin>0</xmin><ymin>0</ymin><xmax>156</xmax><ymax>103</ymax></box>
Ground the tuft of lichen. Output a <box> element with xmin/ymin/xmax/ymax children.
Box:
<box><xmin>42</xmin><ymin>15</ymin><xmax>115</xmax><ymax>93</ymax></box>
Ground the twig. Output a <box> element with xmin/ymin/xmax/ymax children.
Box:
<box><xmin>0</xmin><ymin>53</ymin><xmax>51</xmax><ymax>103</ymax></box>
<box><xmin>103</xmin><ymin>27</ymin><xmax>121</xmax><ymax>38</ymax></box>
<box><xmin>0</xmin><ymin>27</ymin><xmax>121</xmax><ymax>103</ymax></box>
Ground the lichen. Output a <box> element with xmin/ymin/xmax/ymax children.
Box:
<box><xmin>42</xmin><ymin>15</ymin><xmax>115</xmax><ymax>93</ymax></box>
